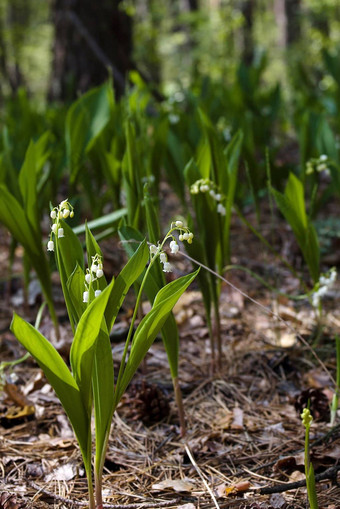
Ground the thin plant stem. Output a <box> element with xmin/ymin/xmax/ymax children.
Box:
<box><xmin>331</xmin><ymin>335</ymin><xmax>340</xmax><ymax>426</ymax></box>
<box><xmin>173</xmin><ymin>376</ymin><xmax>186</xmax><ymax>437</ymax></box>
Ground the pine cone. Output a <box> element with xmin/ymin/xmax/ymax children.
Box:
<box><xmin>294</xmin><ymin>387</ymin><xmax>330</xmax><ymax>422</ymax></box>
<box><xmin>123</xmin><ymin>380</ymin><xmax>170</xmax><ymax>426</ymax></box>
<box><xmin>0</xmin><ymin>493</ymin><xmax>26</xmax><ymax>509</ymax></box>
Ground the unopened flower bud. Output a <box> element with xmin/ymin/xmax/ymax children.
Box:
<box><xmin>70</xmin><ymin>211</ymin><xmax>74</xmax><ymax>218</ymax></box>
<box><xmin>63</xmin><ymin>209</ymin><xmax>70</xmax><ymax>218</ymax></box>
<box><xmin>175</xmin><ymin>220</ymin><xmax>183</xmax><ymax>228</ymax></box>
<box><xmin>50</xmin><ymin>210</ymin><xmax>57</xmax><ymax>219</ymax></box>
<box><xmin>179</xmin><ymin>234</ymin><xmax>184</xmax><ymax>242</ymax></box>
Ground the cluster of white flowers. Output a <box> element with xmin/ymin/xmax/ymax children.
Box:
<box><xmin>83</xmin><ymin>254</ymin><xmax>104</xmax><ymax>303</ymax></box>
<box><xmin>47</xmin><ymin>199</ymin><xmax>75</xmax><ymax>252</ymax></box>
<box><xmin>149</xmin><ymin>220</ymin><xmax>194</xmax><ymax>273</ymax></box>
<box><xmin>190</xmin><ymin>179</ymin><xmax>226</xmax><ymax>216</ymax></box>
<box><xmin>306</xmin><ymin>154</ymin><xmax>330</xmax><ymax>176</ymax></box>
<box><xmin>311</xmin><ymin>267</ymin><xmax>337</xmax><ymax>308</ymax></box>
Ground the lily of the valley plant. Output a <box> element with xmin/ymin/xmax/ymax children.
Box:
<box><xmin>10</xmin><ymin>201</ymin><xmax>198</xmax><ymax>509</ymax></box>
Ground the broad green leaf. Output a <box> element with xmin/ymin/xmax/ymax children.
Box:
<box><xmin>10</xmin><ymin>313</ymin><xmax>90</xmax><ymax>461</ymax></box>
<box><xmin>223</xmin><ymin>130</ymin><xmax>243</xmax><ymax>260</ymax></box>
<box><xmin>66</xmin><ymin>82</ymin><xmax>113</xmax><ymax>184</ymax></box>
<box><xmin>271</xmin><ymin>174</ymin><xmax>320</xmax><ymax>282</ymax></box>
<box><xmin>70</xmin><ymin>279</ymin><xmax>114</xmax><ymax>414</ymax></box>
<box><xmin>122</xmin><ymin>121</ymin><xmax>145</xmax><ymax>229</ymax></box>
<box><xmin>18</xmin><ymin>140</ymin><xmax>39</xmax><ymax>236</ymax></box>
<box><xmin>285</xmin><ymin>173</ymin><xmax>307</xmax><ymax>229</ymax></box>
<box><xmin>72</xmin><ymin>208</ymin><xmax>127</xmax><ymax>235</ymax></box>
<box><xmin>0</xmin><ymin>186</ymin><xmax>54</xmax><ymax>320</ymax></box>
<box><xmin>115</xmin><ymin>269</ymin><xmax>199</xmax><ymax>404</ymax></box>
<box><xmin>67</xmin><ymin>263</ymin><xmax>87</xmax><ymax>323</ymax></box>
<box><xmin>105</xmin><ymin>238</ymin><xmax>149</xmax><ymax>332</ymax></box>
<box><xmin>0</xmin><ymin>185</ymin><xmax>40</xmax><ymax>256</ymax></box>
<box><xmin>144</xmin><ymin>184</ymin><xmax>160</xmax><ymax>245</ymax></box>
<box><xmin>55</xmin><ymin>219</ymin><xmax>84</xmax><ymax>330</ymax></box>
<box><xmin>93</xmin><ymin>327</ymin><xmax>114</xmax><ymax>478</ymax></box>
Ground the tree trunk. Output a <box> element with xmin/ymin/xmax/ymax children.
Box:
<box><xmin>274</xmin><ymin>0</ymin><xmax>287</xmax><ymax>48</ymax></box>
<box><xmin>48</xmin><ymin>0</ymin><xmax>133</xmax><ymax>101</ymax></box>
<box><xmin>241</xmin><ymin>0</ymin><xmax>255</xmax><ymax>66</ymax></box>
<box><xmin>285</xmin><ymin>0</ymin><xmax>301</xmax><ymax>45</ymax></box>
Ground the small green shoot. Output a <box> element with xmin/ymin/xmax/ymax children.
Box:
<box><xmin>301</xmin><ymin>408</ymin><xmax>319</xmax><ymax>509</ymax></box>
<box><xmin>331</xmin><ymin>335</ymin><xmax>340</xmax><ymax>426</ymax></box>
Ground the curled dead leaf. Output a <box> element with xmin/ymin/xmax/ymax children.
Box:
<box><xmin>152</xmin><ymin>479</ymin><xmax>195</xmax><ymax>492</ymax></box>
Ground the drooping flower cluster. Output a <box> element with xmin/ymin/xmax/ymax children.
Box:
<box><xmin>47</xmin><ymin>199</ymin><xmax>75</xmax><ymax>252</ymax></box>
<box><xmin>311</xmin><ymin>267</ymin><xmax>337</xmax><ymax>308</ymax></box>
<box><xmin>190</xmin><ymin>179</ymin><xmax>226</xmax><ymax>216</ymax></box>
<box><xmin>83</xmin><ymin>254</ymin><xmax>104</xmax><ymax>303</ymax></box>
<box><xmin>306</xmin><ymin>154</ymin><xmax>330</xmax><ymax>176</ymax></box>
<box><xmin>149</xmin><ymin>220</ymin><xmax>194</xmax><ymax>273</ymax></box>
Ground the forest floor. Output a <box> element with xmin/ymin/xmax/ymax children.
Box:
<box><xmin>1</xmin><ymin>193</ymin><xmax>340</xmax><ymax>509</ymax></box>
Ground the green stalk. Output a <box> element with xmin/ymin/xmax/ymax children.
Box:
<box><xmin>173</xmin><ymin>376</ymin><xmax>186</xmax><ymax>437</ymax></box>
<box><xmin>301</xmin><ymin>409</ymin><xmax>318</xmax><ymax>509</ymax></box>
<box><xmin>94</xmin><ymin>234</ymin><xmax>174</xmax><ymax>505</ymax></box>
<box><xmin>113</xmin><ymin>234</ymin><xmax>173</xmax><ymax>402</ymax></box>
<box><xmin>54</xmin><ymin>234</ymin><xmax>76</xmax><ymax>334</ymax></box>
<box><xmin>331</xmin><ymin>335</ymin><xmax>340</xmax><ymax>426</ymax></box>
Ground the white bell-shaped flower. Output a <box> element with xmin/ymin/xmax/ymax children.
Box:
<box><xmin>160</xmin><ymin>252</ymin><xmax>167</xmax><ymax>264</ymax></box>
<box><xmin>170</xmin><ymin>240</ymin><xmax>179</xmax><ymax>254</ymax></box>
<box><xmin>47</xmin><ymin>240</ymin><xmax>54</xmax><ymax>251</ymax></box>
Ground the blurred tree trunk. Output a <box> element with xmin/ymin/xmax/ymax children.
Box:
<box><xmin>48</xmin><ymin>0</ymin><xmax>133</xmax><ymax>101</ymax></box>
<box><xmin>285</xmin><ymin>0</ymin><xmax>301</xmax><ymax>45</ymax></box>
<box><xmin>187</xmin><ymin>0</ymin><xmax>199</xmax><ymax>10</ymax></box>
<box><xmin>241</xmin><ymin>0</ymin><xmax>254</xmax><ymax>65</ymax></box>
<box><xmin>310</xmin><ymin>9</ymin><xmax>329</xmax><ymax>37</ymax></box>
<box><xmin>274</xmin><ymin>0</ymin><xmax>287</xmax><ymax>48</ymax></box>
